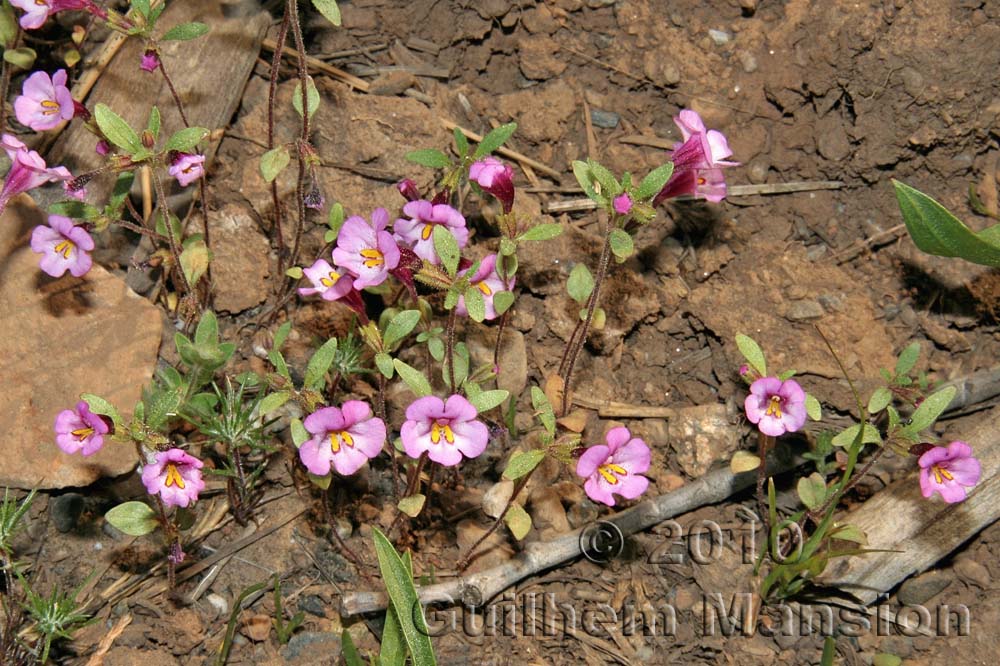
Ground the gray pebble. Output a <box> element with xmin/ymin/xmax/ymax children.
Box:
<box><xmin>708</xmin><ymin>29</ymin><xmax>731</xmax><ymax>45</ymax></box>
<box><xmin>590</xmin><ymin>109</ymin><xmax>620</xmax><ymax>129</ymax></box>
<box><xmin>50</xmin><ymin>493</ymin><xmax>85</xmax><ymax>533</ymax></box>
<box><xmin>785</xmin><ymin>300</ymin><xmax>825</xmax><ymax>321</ymax></box>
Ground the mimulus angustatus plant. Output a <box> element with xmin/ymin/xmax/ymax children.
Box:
<box><xmin>142</xmin><ymin>449</ymin><xmax>206</xmax><ymax>508</ymax></box>
<box><xmin>393</xmin><ymin>200</ymin><xmax>468</xmax><ymax>264</ymax></box>
<box><xmin>298</xmin><ymin>258</ymin><xmax>353</xmax><ymax>301</ymax></box>
<box><xmin>918</xmin><ymin>441</ymin><xmax>981</xmax><ymax>503</ymax></box>
<box><xmin>30</xmin><ymin>215</ymin><xmax>94</xmax><ymax>278</ymax></box>
<box><xmin>455</xmin><ymin>253</ymin><xmax>513</xmax><ymax>321</ymax></box>
<box><xmin>744</xmin><ymin>376</ymin><xmax>807</xmax><ymax>437</ymax></box>
<box><xmin>331</xmin><ymin>208</ymin><xmax>401</xmax><ymax>289</ymax></box>
<box><xmin>469</xmin><ymin>156</ymin><xmax>515</xmax><ymax>213</ymax></box>
<box><xmin>54</xmin><ymin>401</ymin><xmax>109</xmax><ymax>456</ymax></box>
<box><xmin>15</xmin><ymin>69</ymin><xmax>75</xmax><ymax>132</ymax></box>
<box><xmin>0</xmin><ymin>134</ymin><xmax>74</xmax><ymax>215</ymax></box>
<box><xmin>298</xmin><ymin>401</ymin><xmax>387</xmax><ymax>476</ymax></box>
<box><xmin>655</xmin><ymin>109</ymin><xmax>737</xmax><ymax>204</ymax></box>
<box><xmin>401</xmin><ymin>395</ymin><xmax>489</xmax><ymax>466</ymax></box>
<box><xmin>576</xmin><ymin>427</ymin><xmax>650</xmax><ymax>507</ymax></box>
<box><xmin>10</xmin><ymin>0</ymin><xmax>106</xmax><ymax>30</ymax></box>
<box><xmin>168</xmin><ymin>152</ymin><xmax>206</xmax><ymax>187</ymax></box>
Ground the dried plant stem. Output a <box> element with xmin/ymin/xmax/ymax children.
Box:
<box><xmin>151</xmin><ymin>172</ymin><xmax>198</xmax><ymax>310</ymax></box>
<box><xmin>156</xmin><ymin>59</ymin><xmax>190</xmax><ymax>128</ymax></box>
<box><xmin>267</xmin><ymin>11</ymin><xmax>290</xmax><ymax>277</ymax></box>
<box><xmin>286</xmin><ymin>0</ymin><xmax>309</xmax><ymax>275</ymax></box>
<box><xmin>756</xmin><ymin>432</ymin><xmax>774</xmax><ymax>534</ymax></box>
<box><xmin>445</xmin><ymin>308</ymin><xmax>458</xmax><ymax>392</ymax></box>
<box><xmin>456</xmin><ymin>471</ymin><xmax>533</xmax><ymax>572</ymax></box>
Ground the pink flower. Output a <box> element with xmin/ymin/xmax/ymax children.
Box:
<box><xmin>918</xmin><ymin>441</ymin><xmax>981</xmax><ymax>503</ymax></box>
<box><xmin>393</xmin><ymin>200</ymin><xmax>468</xmax><ymax>265</ymax></box>
<box><xmin>141</xmin><ymin>448</ymin><xmax>206</xmax><ymax>508</ymax></box>
<box><xmin>0</xmin><ymin>134</ymin><xmax>74</xmax><ymax>215</ymax></box>
<box><xmin>331</xmin><ymin>208</ymin><xmax>401</xmax><ymax>289</ymax></box>
<box><xmin>10</xmin><ymin>0</ymin><xmax>105</xmax><ymax>30</ymax></box>
<box><xmin>654</xmin><ymin>109</ymin><xmax>737</xmax><ymax>204</ymax></box>
<box><xmin>168</xmin><ymin>152</ymin><xmax>205</xmax><ymax>187</ymax></box>
<box><xmin>613</xmin><ymin>193</ymin><xmax>633</xmax><ymax>215</ymax></box>
<box><xmin>455</xmin><ymin>254</ymin><xmax>514</xmax><ymax>320</ymax></box>
<box><xmin>14</xmin><ymin>70</ymin><xmax>74</xmax><ymax>132</ymax></box>
<box><xmin>298</xmin><ymin>258</ymin><xmax>353</xmax><ymax>301</ymax></box>
<box><xmin>576</xmin><ymin>427</ymin><xmax>650</xmax><ymax>507</ymax></box>
<box><xmin>744</xmin><ymin>377</ymin><xmax>807</xmax><ymax>437</ymax></box>
<box><xmin>401</xmin><ymin>395</ymin><xmax>489</xmax><ymax>466</ymax></box>
<box><xmin>30</xmin><ymin>215</ymin><xmax>93</xmax><ymax>278</ymax></box>
<box><xmin>140</xmin><ymin>50</ymin><xmax>160</xmax><ymax>73</ymax></box>
<box><xmin>95</xmin><ymin>139</ymin><xmax>110</xmax><ymax>156</ymax></box>
<box><xmin>299</xmin><ymin>401</ymin><xmax>386</xmax><ymax>476</ymax></box>
<box><xmin>54</xmin><ymin>401</ymin><xmax>109</xmax><ymax>456</ymax></box>
<box><xmin>469</xmin><ymin>156</ymin><xmax>515</xmax><ymax>213</ymax></box>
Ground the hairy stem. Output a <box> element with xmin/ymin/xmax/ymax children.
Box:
<box><xmin>286</xmin><ymin>0</ymin><xmax>309</xmax><ymax>275</ymax></box>
<box><xmin>266</xmin><ymin>11</ymin><xmax>290</xmax><ymax>278</ymax></box>
<box><xmin>445</xmin><ymin>308</ymin><xmax>458</xmax><ymax>393</ymax></box>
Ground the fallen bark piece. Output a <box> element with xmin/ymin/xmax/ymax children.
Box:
<box><xmin>817</xmin><ymin>404</ymin><xmax>1000</xmax><ymax>606</ymax></box>
<box><xmin>0</xmin><ymin>197</ymin><xmax>162</xmax><ymax>489</ymax></box>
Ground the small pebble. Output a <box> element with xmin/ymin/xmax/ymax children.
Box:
<box><xmin>590</xmin><ymin>109</ymin><xmax>620</xmax><ymax>129</ymax></box>
<box><xmin>708</xmin><ymin>29</ymin><xmax>731</xmax><ymax>45</ymax></box>
<box><xmin>50</xmin><ymin>493</ymin><xmax>85</xmax><ymax>533</ymax></box>
<box><xmin>299</xmin><ymin>594</ymin><xmax>328</xmax><ymax>618</ymax></box>
<box><xmin>206</xmin><ymin>593</ymin><xmax>229</xmax><ymax>618</ymax></box>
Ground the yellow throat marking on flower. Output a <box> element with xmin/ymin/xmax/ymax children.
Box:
<box><xmin>430</xmin><ymin>422</ymin><xmax>455</xmax><ymax>445</ymax></box>
<box><xmin>71</xmin><ymin>427</ymin><xmax>94</xmax><ymax>440</ymax></box>
<box><xmin>53</xmin><ymin>239</ymin><xmax>74</xmax><ymax>259</ymax></box>
<box><xmin>597</xmin><ymin>463</ymin><xmax>627</xmax><ymax>485</ymax></box>
<box><xmin>932</xmin><ymin>465</ymin><xmax>954</xmax><ymax>485</ymax></box>
<box><xmin>329</xmin><ymin>430</ymin><xmax>355</xmax><ymax>454</ymax></box>
<box><xmin>765</xmin><ymin>395</ymin><xmax>783</xmax><ymax>419</ymax></box>
<box><xmin>476</xmin><ymin>281</ymin><xmax>492</xmax><ymax>296</ymax></box>
<box><xmin>360</xmin><ymin>248</ymin><xmax>384</xmax><ymax>268</ymax></box>
<box><xmin>164</xmin><ymin>464</ymin><xmax>186</xmax><ymax>489</ymax></box>
<box><xmin>420</xmin><ymin>224</ymin><xmax>434</xmax><ymax>241</ymax></box>
<box><xmin>319</xmin><ymin>270</ymin><xmax>340</xmax><ymax>288</ymax></box>
<box><xmin>41</xmin><ymin>99</ymin><xmax>60</xmax><ymax>115</ymax></box>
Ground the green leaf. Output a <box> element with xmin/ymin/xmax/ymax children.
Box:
<box><xmin>894</xmin><ymin>342</ymin><xmax>921</xmax><ymax>377</ymax></box>
<box><xmin>195</xmin><ymin>310</ymin><xmax>219</xmax><ymax>346</ymax></box>
<box><xmin>797</xmin><ymin>473</ymin><xmax>827</xmax><ymax>510</ymax></box>
<box><xmin>493</xmin><ymin>290</ymin><xmax>515</xmax><ymax>315</ymax></box>
<box><xmin>161</xmin><ymin>21</ymin><xmax>210</xmax><ymax>41</ymax></box>
<box><xmin>831</xmin><ymin>423</ymin><xmax>882</xmax><ymax>448</ymax></box>
<box><xmin>393</xmin><ymin>359</ymin><xmax>433</xmax><ymax>397</ymax></box>
<box><xmin>504</xmin><ymin>503</ymin><xmax>532</xmax><ymax>540</ymax></box>
<box><xmin>530</xmin><ymin>386</ymin><xmax>556</xmax><ymax>436</ymax></box>
<box><xmin>0</xmin><ymin>3</ymin><xmax>19</xmax><ymax>49</ymax></box>
<box><xmin>309</xmin><ymin>472</ymin><xmax>332</xmax><ymax>490</ymax></box>
<box><xmin>380</xmin><ymin>604</ymin><xmax>406</xmax><ymax>666</ymax></box>
<box><xmin>567</xmin><ymin>263</ymin><xmax>594</xmax><ymax>304</ymax></box>
<box><xmin>81</xmin><ymin>393</ymin><xmax>123</xmax><ymax>429</ymax></box>
<box><xmin>375</xmin><ymin>352</ymin><xmax>395</xmax><ymax>378</ymax></box>
<box><xmin>131</xmin><ymin>0</ymin><xmax>151</xmax><ymax>18</ymax></box>
<box><xmin>146</xmin><ymin>106</ymin><xmax>161</xmax><ymax>141</ymax></box>
<box><xmin>2</xmin><ymin>47</ymin><xmax>36</xmax><ymax>69</ymax></box>
<box><xmin>285</xmin><ymin>266</ymin><xmax>303</xmax><ymax>279</ymax></box>
<box><xmin>636</xmin><ymin>162</ymin><xmax>675</xmax><ymax>200</ymax></box>
<box><xmin>867</xmin><ymin>387</ymin><xmax>892</xmax><ymax>414</ymax></box>
<box><xmin>327</xmin><ymin>202</ymin><xmax>345</xmax><ymax>234</ymax></box>
<box><xmin>902</xmin><ymin>385</ymin><xmax>956</xmax><ymax>436</ymax></box>
<box><xmin>397</xmin><ymin>494</ymin><xmax>426</xmax><ymax>518</ymax></box>
<box><xmin>371</xmin><ymin>528</ymin><xmax>437</xmax><ymax>666</ymax></box>
<box><xmin>872</xmin><ymin>655</ymin><xmax>902</xmax><ymax>666</ymax></box>
<box><xmin>143</xmin><ymin>385</ymin><xmax>183</xmax><ymax>429</ymax></box>
<box><xmin>49</xmin><ymin>201</ymin><xmax>101</xmax><ymax>220</ymax></box>
<box><xmin>805</xmin><ymin>394</ymin><xmax>822</xmax><ymax>421</ymax></box>
<box><xmin>106</xmin><ymin>171</ymin><xmax>136</xmax><ymax>217</ymax></box>
<box><xmin>463</xmin><ymin>285</ymin><xmax>486</xmax><ymax>322</ymax></box>
<box><xmin>292</xmin><ymin>76</ymin><xmax>320</xmax><ymax>119</ymax></box>
<box><xmin>499</xmin><ymin>237</ymin><xmax>517</xmax><ymax>256</ymax></box>
<box><xmin>473</xmin><ymin>122</ymin><xmax>517</xmax><ymax>159</ymax></box>
<box><xmin>503</xmin><ymin>449</ymin><xmax>545</xmax><ymax>481</ymax></box>
<box><xmin>165</xmin><ymin>126</ymin><xmax>208</xmax><ymax>153</ymax></box>
<box><xmin>609</xmin><ymin>228</ymin><xmax>634</xmax><ymax>262</ymax></box>
<box><xmin>290</xmin><ymin>419</ymin><xmax>309</xmax><ymax>448</ymax></box>
<box><xmin>572</xmin><ymin>160</ymin><xmax>604</xmax><ymax>204</ymax></box>
<box><xmin>735</xmin><ymin>333</ymin><xmax>767</xmax><ymax>377</ymax></box>
<box><xmin>469</xmin><ymin>389</ymin><xmax>509</xmax><ymax>413</ymax></box>
<box><xmin>893</xmin><ymin>179</ymin><xmax>1000</xmax><ymax>267</ymax></box>
<box><xmin>453</xmin><ymin>126</ymin><xmax>469</xmax><ymax>156</ymax></box>
<box><xmin>405</xmin><ymin>149</ymin><xmax>451</xmax><ymax>168</ymax></box>
<box><xmin>258</xmin><ymin>390</ymin><xmax>291</xmax><ymax>415</ymax></box>
<box><xmin>432</xmin><ymin>225</ymin><xmax>460</xmax><ymax>277</ymax></box>
<box><xmin>383</xmin><ymin>310</ymin><xmax>421</xmax><ymax>349</ymax></box>
<box><xmin>94</xmin><ymin>103</ymin><xmax>141</xmax><ymax>153</ymax></box>
<box><xmin>587</xmin><ymin>159</ymin><xmax>620</xmax><ymax>199</ymax></box>
<box><xmin>179</xmin><ymin>237</ymin><xmax>211</xmax><ymax>287</ymax></box>
<box><xmin>105</xmin><ymin>502</ymin><xmax>159</xmax><ymax>536</ymax></box>
<box><xmin>260</xmin><ymin>146</ymin><xmax>291</xmax><ymax>183</ymax></box>
<box><xmin>730</xmin><ymin>450</ymin><xmax>761</xmax><ymax>473</ymax></box>
<box><xmin>273</xmin><ymin>321</ymin><xmax>293</xmax><ymax>350</ymax></box>
<box><xmin>342</xmin><ymin>629</ymin><xmax>365</xmax><ymax>666</ymax></box>
<box><xmin>311</xmin><ymin>0</ymin><xmax>342</xmax><ymax>25</ymax></box>
<box><xmin>517</xmin><ymin>224</ymin><xmax>563</xmax><ymax>246</ymax></box>
<box><xmin>304</xmin><ymin>337</ymin><xmax>339</xmax><ymax>391</ymax></box>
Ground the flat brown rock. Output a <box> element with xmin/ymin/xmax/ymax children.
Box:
<box><xmin>0</xmin><ymin>197</ymin><xmax>162</xmax><ymax>489</ymax></box>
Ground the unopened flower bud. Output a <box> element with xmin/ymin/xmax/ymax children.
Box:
<box><xmin>396</xmin><ymin>178</ymin><xmax>420</xmax><ymax>201</ymax></box>
<box><xmin>141</xmin><ymin>129</ymin><xmax>155</xmax><ymax>149</ymax></box>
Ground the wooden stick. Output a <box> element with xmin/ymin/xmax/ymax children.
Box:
<box><xmin>340</xmin><ymin>450</ymin><xmax>804</xmax><ymax>616</ymax></box>
<box><xmin>440</xmin><ymin>119</ymin><xmax>562</xmax><ymax>180</ymax></box>
<box><xmin>262</xmin><ymin>37</ymin><xmax>370</xmax><ymax>92</ymax></box>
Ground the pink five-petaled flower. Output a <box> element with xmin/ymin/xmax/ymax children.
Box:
<box><xmin>14</xmin><ymin>69</ymin><xmax>74</xmax><ymax>132</ymax></box>
<box><xmin>918</xmin><ymin>441</ymin><xmax>981</xmax><ymax>503</ymax></box>
<box><xmin>469</xmin><ymin>156</ymin><xmax>515</xmax><ymax>213</ymax></box>
<box><xmin>168</xmin><ymin>152</ymin><xmax>205</xmax><ymax>187</ymax></box>
<box><xmin>54</xmin><ymin>401</ymin><xmax>109</xmax><ymax>456</ymax></box>
<box><xmin>30</xmin><ymin>214</ymin><xmax>93</xmax><ymax>278</ymax></box>
<box><xmin>654</xmin><ymin>109</ymin><xmax>738</xmax><ymax>205</ymax></box>
<box><xmin>0</xmin><ymin>134</ymin><xmax>74</xmax><ymax>215</ymax></box>
<box><xmin>744</xmin><ymin>376</ymin><xmax>807</xmax><ymax>437</ymax></box>
<box><xmin>613</xmin><ymin>193</ymin><xmax>633</xmax><ymax>215</ymax></box>
<box><xmin>141</xmin><ymin>448</ymin><xmax>206</xmax><ymax>508</ymax></box>
<box><xmin>10</xmin><ymin>0</ymin><xmax>105</xmax><ymax>30</ymax></box>
<box><xmin>299</xmin><ymin>401</ymin><xmax>387</xmax><ymax>476</ymax></box>
<box><xmin>401</xmin><ymin>395</ymin><xmax>489</xmax><ymax>467</ymax></box>
<box><xmin>576</xmin><ymin>427</ymin><xmax>650</xmax><ymax>507</ymax></box>
<box><xmin>298</xmin><ymin>258</ymin><xmax>353</xmax><ymax>301</ymax></box>
<box><xmin>331</xmin><ymin>208</ymin><xmax>401</xmax><ymax>289</ymax></box>
<box><xmin>455</xmin><ymin>254</ymin><xmax>514</xmax><ymax>320</ymax></box>
<box><xmin>140</xmin><ymin>50</ymin><xmax>160</xmax><ymax>73</ymax></box>
<box><xmin>393</xmin><ymin>200</ymin><xmax>468</xmax><ymax>265</ymax></box>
